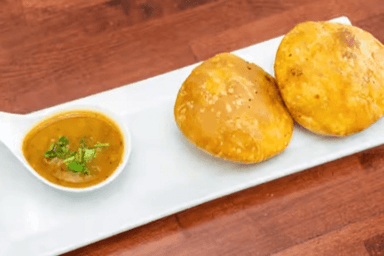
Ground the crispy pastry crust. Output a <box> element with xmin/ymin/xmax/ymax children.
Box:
<box><xmin>275</xmin><ymin>21</ymin><xmax>384</xmax><ymax>136</ymax></box>
<box><xmin>174</xmin><ymin>53</ymin><xmax>293</xmax><ymax>163</ymax></box>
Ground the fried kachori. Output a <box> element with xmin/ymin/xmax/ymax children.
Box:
<box><xmin>274</xmin><ymin>21</ymin><xmax>384</xmax><ymax>136</ymax></box>
<box><xmin>174</xmin><ymin>53</ymin><xmax>293</xmax><ymax>163</ymax></box>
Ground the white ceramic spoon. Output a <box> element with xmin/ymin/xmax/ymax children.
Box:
<box><xmin>0</xmin><ymin>105</ymin><xmax>132</xmax><ymax>192</ymax></box>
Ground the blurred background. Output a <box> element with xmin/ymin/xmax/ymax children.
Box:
<box><xmin>1</xmin><ymin>0</ymin><xmax>382</xmax><ymax>114</ymax></box>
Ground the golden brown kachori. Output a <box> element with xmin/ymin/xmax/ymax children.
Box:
<box><xmin>274</xmin><ymin>21</ymin><xmax>384</xmax><ymax>136</ymax></box>
<box><xmin>174</xmin><ymin>53</ymin><xmax>293</xmax><ymax>163</ymax></box>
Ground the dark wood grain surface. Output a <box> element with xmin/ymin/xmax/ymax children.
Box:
<box><xmin>1</xmin><ymin>0</ymin><xmax>384</xmax><ymax>255</ymax></box>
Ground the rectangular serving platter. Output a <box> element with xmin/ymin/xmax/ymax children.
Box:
<box><xmin>2</xmin><ymin>16</ymin><xmax>379</xmax><ymax>256</ymax></box>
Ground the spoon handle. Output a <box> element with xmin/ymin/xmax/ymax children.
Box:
<box><xmin>0</xmin><ymin>111</ymin><xmax>26</xmax><ymax>152</ymax></box>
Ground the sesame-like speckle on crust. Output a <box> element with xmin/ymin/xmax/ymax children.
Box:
<box><xmin>275</xmin><ymin>21</ymin><xmax>384</xmax><ymax>136</ymax></box>
<box><xmin>174</xmin><ymin>52</ymin><xmax>293</xmax><ymax>163</ymax></box>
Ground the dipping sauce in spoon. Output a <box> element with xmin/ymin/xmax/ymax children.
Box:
<box><xmin>22</xmin><ymin>110</ymin><xmax>125</xmax><ymax>188</ymax></box>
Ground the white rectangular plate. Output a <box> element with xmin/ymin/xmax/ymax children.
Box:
<box><xmin>2</xmin><ymin>16</ymin><xmax>376</xmax><ymax>256</ymax></box>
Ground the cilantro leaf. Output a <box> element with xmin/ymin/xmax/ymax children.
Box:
<box><xmin>63</xmin><ymin>156</ymin><xmax>75</xmax><ymax>163</ymax></box>
<box><xmin>94</xmin><ymin>143</ymin><xmax>109</xmax><ymax>148</ymax></box>
<box><xmin>67</xmin><ymin>162</ymin><xmax>86</xmax><ymax>173</ymax></box>
<box><xmin>55</xmin><ymin>146</ymin><xmax>69</xmax><ymax>158</ymax></box>
<box><xmin>44</xmin><ymin>136</ymin><xmax>70</xmax><ymax>159</ymax></box>
<box><xmin>44</xmin><ymin>150</ymin><xmax>57</xmax><ymax>159</ymax></box>
<box><xmin>77</xmin><ymin>147</ymin><xmax>84</xmax><ymax>163</ymax></box>
<box><xmin>57</xmin><ymin>136</ymin><xmax>69</xmax><ymax>146</ymax></box>
<box><xmin>84</xmin><ymin>148</ymin><xmax>96</xmax><ymax>162</ymax></box>
<box><xmin>44</xmin><ymin>136</ymin><xmax>109</xmax><ymax>175</ymax></box>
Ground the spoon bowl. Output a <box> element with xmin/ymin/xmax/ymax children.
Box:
<box><xmin>0</xmin><ymin>105</ymin><xmax>132</xmax><ymax>192</ymax></box>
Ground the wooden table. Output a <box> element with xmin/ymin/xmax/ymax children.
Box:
<box><xmin>1</xmin><ymin>0</ymin><xmax>384</xmax><ymax>255</ymax></box>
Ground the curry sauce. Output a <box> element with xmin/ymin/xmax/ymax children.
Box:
<box><xmin>22</xmin><ymin>110</ymin><xmax>124</xmax><ymax>188</ymax></box>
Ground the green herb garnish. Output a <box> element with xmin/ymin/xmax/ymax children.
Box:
<box><xmin>57</xmin><ymin>136</ymin><xmax>69</xmax><ymax>147</ymax></box>
<box><xmin>67</xmin><ymin>162</ymin><xmax>86</xmax><ymax>173</ymax></box>
<box><xmin>44</xmin><ymin>136</ymin><xmax>70</xmax><ymax>159</ymax></box>
<box><xmin>84</xmin><ymin>148</ymin><xmax>96</xmax><ymax>161</ymax></box>
<box><xmin>94</xmin><ymin>143</ymin><xmax>109</xmax><ymax>148</ymax></box>
<box><xmin>63</xmin><ymin>156</ymin><xmax>75</xmax><ymax>164</ymax></box>
<box><xmin>44</xmin><ymin>136</ymin><xmax>109</xmax><ymax>175</ymax></box>
<box><xmin>44</xmin><ymin>150</ymin><xmax>57</xmax><ymax>159</ymax></box>
<box><xmin>80</xmin><ymin>136</ymin><xmax>87</xmax><ymax>148</ymax></box>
